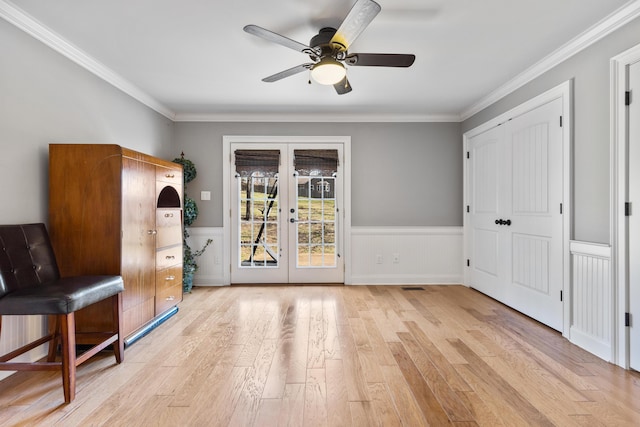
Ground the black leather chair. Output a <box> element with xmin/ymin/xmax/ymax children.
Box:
<box><xmin>0</xmin><ymin>223</ymin><xmax>124</xmax><ymax>403</ymax></box>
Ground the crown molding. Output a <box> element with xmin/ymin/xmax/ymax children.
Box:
<box><xmin>460</xmin><ymin>0</ymin><xmax>640</xmax><ymax>121</ymax></box>
<box><xmin>0</xmin><ymin>0</ymin><xmax>175</xmax><ymax>120</ymax></box>
<box><xmin>173</xmin><ymin>112</ymin><xmax>461</xmax><ymax>123</ymax></box>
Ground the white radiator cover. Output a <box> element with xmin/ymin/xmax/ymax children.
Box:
<box><xmin>569</xmin><ymin>240</ymin><xmax>613</xmax><ymax>361</ymax></box>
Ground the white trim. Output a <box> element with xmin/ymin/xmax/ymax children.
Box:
<box><xmin>350</xmin><ymin>226</ymin><xmax>463</xmax><ymax>285</ymax></box>
<box><xmin>463</xmin><ymin>80</ymin><xmax>573</xmax><ymax>337</ymax></box>
<box><xmin>174</xmin><ymin>113</ymin><xmax>462</xmax><ymax>123</ymax></box>
<box><xmin>611</xmin><ymin>41</ymin><xmax>640</xmax><ymax>368</ymax></box>
<box><xmin>461</xmin><ymin>0</ymin><xmax>640</xmax><ymax>120</ymax></box>
<box><xmin>570</xmin><ymin>240</ymin><xmax>611</xmax><ymax>258</ymax></box>
<box><xmin>0</xmin><ymin>0</ymin><xmax>175</xmax><ymax>120</ymax></box>
<box><xmin>222</xmin><ymin>135</ymin><xmax>352</xmax><ymax>285</ymax></box>
<box><xmin>351</xmin><ymin>226</ymin><xmax>462</xmax><ymax>236</ymax></box>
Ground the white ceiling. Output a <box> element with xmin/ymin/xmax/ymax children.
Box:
<box><xmin>2</xmin><ymin>0</ymin><xmax>637</xmax><ymax>121</ymax></box>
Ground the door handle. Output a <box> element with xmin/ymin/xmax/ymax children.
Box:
<box><xmin>290</xmin><ymin>218</ymin><xmax>297</xmax><ymax>223</ymax></box>
<box><xmin>495</xmin><ymin>219</ymin><xmax>512</xmax><ymax>226</ymax></box>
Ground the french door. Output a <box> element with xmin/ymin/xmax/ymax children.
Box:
<box><xmin>468</xmin><ymin>97</ymin><xmax>564</xmax><ymax>331</ymax></box>
<box><xmin>230</xmin><ymin>143</ymin><xmax>344</xmax><ymax>284</ymax></box>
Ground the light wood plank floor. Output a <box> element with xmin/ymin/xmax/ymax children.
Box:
<box><xmin>1</xmin><ymin>285</ymin><xmax>639</xmax><ymax>426</ymax></box>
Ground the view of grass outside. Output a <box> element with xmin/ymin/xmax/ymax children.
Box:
<box><xmin>239</xmin><ymin>175</ymin><xmax>336</xmax><ymax>267</ymax></box>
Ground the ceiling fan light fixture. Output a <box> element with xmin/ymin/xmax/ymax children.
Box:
<box><xmin>311</xmin><ymin>58</ymin><xmax>346</xmax><ymax>85</ymax></box>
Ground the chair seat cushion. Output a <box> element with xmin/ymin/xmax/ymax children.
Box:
<box><xmin>0</xmin><ymin>275</ymin><xmax>124</xmax><ymax>315</ymax></box>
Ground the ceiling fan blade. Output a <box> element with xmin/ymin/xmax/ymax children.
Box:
<box><xmin>334</xmin><ymin>77</ymin><xmax>353</xmax><ymax>95</ymax></box>
<box><xmin>262</xmin><ymin>63</ymin><xmax>313</xmax><ymax>82</ymax></box>
<box><xmin>244</xmin><ymin>24</ymin><xmax>311</xmax><ymax>53</ymax></box>
<box><xmin>330</xmin><ymin>0</ymin><xmax>381</xmax><ymax>50</ymax></box>
<box><xmin>345</xmin><ymin>53</ymin><xmax>415</xmax><ymax>67</ymax></box>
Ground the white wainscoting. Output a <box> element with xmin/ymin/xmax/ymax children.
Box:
<box><xmin>190</xmin><ymin>226</ymin><xmax>464</xmax><ymax>286</ymax></box>
<box><xmin>189</xmin><ymin>227</ymin><xmax>226</xmax><ymax>286</ymax></box>
<box><xmin>350</xmin><ymin>227</ymin><xmax>463</xmax><ymax>285</ymax></box>
<box><xmin>569</xmin><ymin>240</ymin><xmax>613</xmax><ymax>361</ymax></box>
<box><xmin>0</xmin><ymin>315</ymin><xmax>48</xmax><ymax>381</ymax></box>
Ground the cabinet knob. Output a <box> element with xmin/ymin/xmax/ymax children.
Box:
<box><xmin>165</xmin><ymin>173</ymin><xmax>175</xmax><ymax>178</ymax></box>
<box><xmin>166</xmin><ymin>275</ymin><xmax>175</xmax><ymax>281</ymax></box>
<box><xmin>148</xmin><ymin>230</ymin><xmax>157</xmax><ymax>235</ymax></box>
<box><xmin>164</xmin><ymin>213</ymin><xmax>174</xmax><ymax>218</ymax></box>
<box><xmin>166</xmin><ymin>296</ymin><xmax>175</xmax><ymax>301</ymax></box>
<box><xmin>165</xmin><ymin>255</ymin><xmax>175</xmax><ymax>260</ymax></box>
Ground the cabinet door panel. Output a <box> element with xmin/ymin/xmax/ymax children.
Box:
<box><xmin>121</xmin><ymin>158</ymin><xmax>156</xmax><ymax>312</ymax></box>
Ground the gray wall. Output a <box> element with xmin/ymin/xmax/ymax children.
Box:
<box><xmin>0</xmin><ymin>19</ymin><xmax>173</xmax><ymax>224</ymax></box>
<box><xmin>463</xmin><ymin>16</ymin><xmax>640</xmax><ymax>244</ymax></box>
<box><xmin>173</xmin><ymin>122</ymin><xmax>463</xmax><ymax>227</ymax></box>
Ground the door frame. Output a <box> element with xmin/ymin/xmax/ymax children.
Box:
<box><xmin>223</xmin><ymin>135</ymin><xmax>352</xmax><ymax>285</ymax></box>
<box><xmin>612</xmin><ymin>42</ymin><xmax>640</xmax><ymax>369</ymax></box>
<box><xmin>463</xmin><ymin>80</ymin><xmax>573</xmax><ymax>337</ymax></box>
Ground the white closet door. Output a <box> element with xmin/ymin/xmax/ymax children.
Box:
<box><xmin>628</xmin><ymin>60</ymin><xmax>640</xmax><ymax>371</ymax></box>
<box><xmin>503</xmin><ymin>98</ymin><xmax>564</xmax><ymax>331</ymax></box>
<box><xmin>468</xmin><ymin>124</ymin><xmax>507</xmax><ymax>299</ymax></box>
<box><xmin>468</xmin><ymin>98</ymin><xmax>564</xmax><ymax>331</ymax></box>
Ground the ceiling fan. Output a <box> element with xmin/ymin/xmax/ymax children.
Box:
<box><xmin>243</xmin><ymin>0</ymin><xmax>416</xmax><ymax>95</ymax></box>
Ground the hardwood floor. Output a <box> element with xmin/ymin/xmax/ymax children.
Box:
<box><xmin>1</xmin><ymin>285</ymin><xmax>639</xmax><ymax>426</ymax></box>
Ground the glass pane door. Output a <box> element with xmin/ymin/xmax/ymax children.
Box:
<box><xmin>295</xmin><ymin>170</ymin><xmax>336</xmax><ymax>268</ymax></box>
<box><xmin>288</xmin><ymin>147</ymin><xmax>343</xmax><ymax>283</ymax></box>
<box><xmin>239</xmin><ymin>173</ymin><xmax>279</xmax><ymax>267</ymax></box>
<box><xmin>230</xmin><ymin>143</ymin><xmax>343</xmax><ymax>284</ymax></box>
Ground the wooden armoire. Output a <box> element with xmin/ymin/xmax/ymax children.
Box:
<box><xmin>48</xmin><ymin>144</ymin><xmax>183</xmax><ymax>343</ymax></box>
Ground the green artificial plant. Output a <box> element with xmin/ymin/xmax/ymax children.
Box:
<box><xmin>173</xmin><ymin>153</ymin><xmax>212</xmax><ymax>293</ymax></box>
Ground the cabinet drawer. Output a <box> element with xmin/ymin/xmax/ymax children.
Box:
<box><xmin>156</xmin><ymin>282</ymin><xmax>182</xmax><ymax>314</ymax></box>
<box><xmin>156</xmin><ymin>245</ymin><xmax>183</xmax><ymax>270</ymax></box>
<box><xmin>156</xmin><ymin>265</ymin><xmax>182</xmax><ymax>292</ymax></box>
<box><xmin>156</xmin><ymin>209</ymin><xmax>182</xmax><ymax>248</ymax></box>
<box><xmin>156</xmin><ymin>166</ymin><xmax>182</xmax><ymax>185</ymax></box>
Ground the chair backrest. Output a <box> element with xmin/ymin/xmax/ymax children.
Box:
<box><xmin>0</xmin><ymin>223</ymin><xmax>61</xmax><ymax>298</ymax></box>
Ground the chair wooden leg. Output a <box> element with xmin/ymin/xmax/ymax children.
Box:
<box><xmin>60</xmin><ymin>313</ymin><xmax>77</xmax><ymax>404</ymax></box>
<box><xmin>112</xmin><ymin>293</ymin><xmax>124</xmax><ymax>363</ymax></box>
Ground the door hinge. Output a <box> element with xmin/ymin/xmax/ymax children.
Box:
<box><xmin>466</xmin><ymin>205</ymin><xmax>470</xmax><ymax>213</ymax></box>
<box><xmin>466</xmin><ymin>151</ymin><xmax>470</xmax><ymax>159</ymax></box>
<box><xmin>625</xmin><ymin>312</ymin><xmax>631</xmax><ymax>327</ymax></box>
<box><xmin>466</xmin><ymin>259</ymin><xmax>470</xmax><ymax>267</ymax></box>
<box><xmin>560</xmin><ymin>290</ymin><xmax>563</xmax><ymax>302</ymax></box>
<box><xmin>559</xmin><ymin>116</ymin><xmax>563</xmax><ymax>127</ymax></box>
<box><xmin>560</xmin><ymin>203</ymin><xmax>563</xmax><ymax>214</ymax></box>
<box><xmin>626</xmin><ymin>91</ymin><xmax>631</xmax><ymax>106</ymax></box>
<box><xmin>625</xmin><ymin>202</ymin><xmax>632</xmax><ymax>216</ymax></box>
